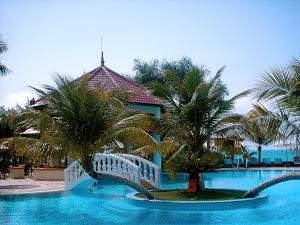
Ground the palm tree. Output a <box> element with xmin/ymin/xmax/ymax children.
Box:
<box><xmin>1</xmin><ymin>74</ymin><xmax>158</xmax><ymax>199</ymax></box>
<box><xmin>133</xmin><ymin>57</ymin><xmax>195</xmax><ymax>85</ymax></box>
<box><xmin>237</xmin><ymin>104</ymin><xmax>276</xmax><ymax>163</ymax></box>
<box><xmin>139</xmin><ymin>64</ymin><xmax>249</xmax><ymax>192</ymax></box>
<box><xmin>0</xmin><ymin>35</ymin><xmax>10</xmax><ymax>77</ymax></box>
<box><xmin>252</xmin><ymin>55</ymin><xmax>300</xmax><ymax>146</ymax></box>
<box><xmin>0</xmin><ymin>106</ymin><xmax>22</xmax><ymax>138</ymax></box>
<box><xmin>213</xmin><ymin>137</ymin><xmax>246</xmax><ymax>161</ymax></box>
<box><xmin>0</xmin><ymin>106</ymin><xmax>25</xmax><ymax>172</ymax></box>
<box><xmin>133</xmin><ymin>58</ymin><xmax>165</xmax><ymax>84</ymax></box>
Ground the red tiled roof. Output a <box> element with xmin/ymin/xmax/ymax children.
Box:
<box><xmin>85</xmin><ymin>64</ymin><xmax>163</xmax><ymax>107</ymax></box>
<box><xmin>31</xmin><ymin>53</ymin><xmax>163</xmax><ymax>108</ymax></box>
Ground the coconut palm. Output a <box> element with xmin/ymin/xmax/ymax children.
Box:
<box><xmin>1</xmin><ymin>74</ymin><xmax>158</xmax><ymax>199</ymax></box>
<box><xmin>213</xmin><ymin>137</ymin><xmax>246</xmax><ymax>161</ymax></box>
<box><xmin>0</xmin><ymin>35</ymin><xmax>10</xmax><ymax>77</ymax></box>
<box><xmin>237</xmin><ymin>104</ymin><xmax>276</xmax><ymax>163</ymax></box>
<box><xmin>133</xmin><ymin>58</ymin><xmax>165</xmax><ymax>84</ymax></box>
<box><xmin>139</xmin><ymin>64</ymin><xmax>249</xmax><ymax>191</ymax></box>
<box><xmin>0</xmin><ymin>106</ymin><xmax>22</xmax><ymax>138</ymax></box>
<box><xmin>252</xmin><ymin>55</ymin><xmax>300</xmax><ymax>145</ymax></box>
<box><xmin>133</xmin><ymin>57</ymin><xmax>195</xmax><ymax>85</ymax></box>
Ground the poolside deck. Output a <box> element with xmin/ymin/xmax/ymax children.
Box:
<box><xmin>0</xmin><ymin>177</ymin><xmax>64</xmax><ymax>195</ymax></box>
<box><xmin>1</xmin><ymin>167</ymin><xmax>300</xmax><ymax>195</ymax></box>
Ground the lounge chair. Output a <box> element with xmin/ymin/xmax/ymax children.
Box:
<box><xmin>262</xmin><ymin>158</ymin><xmax>272</xmax><ymax>166</ymax></box>
<box><xmin>274</xmin><ymin>158</ymin><xmax>283</xmax><ymax>166</ymax></box>
<box><xmin>248</xmin><ymin>157</ymin><xmax>260</xmax><ymax>167</ymax></box>
<box><xmin>223</xmin><ymin>158</ymin><xmax>233</xmax><ymax>167</ymax></box>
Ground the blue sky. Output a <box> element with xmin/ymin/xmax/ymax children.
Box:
<box><xmin>1</xmin><ymin>0</ymin><xmax>300</xmax><ymax>114</ymax></box>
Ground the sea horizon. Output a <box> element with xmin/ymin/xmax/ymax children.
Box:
<box><xmin>236</xmin><ymin>149</ymin><xmax>299</xmax><ymax>162</ymax></box>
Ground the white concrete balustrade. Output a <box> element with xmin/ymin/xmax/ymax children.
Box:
<box><xmin>93</xmin><ymin>154</ymin><xmax>140</xmax><ymax>183</ymax></box>
<box><xmin>117</xmin><ymin>154</ymin><xmax>160</xmax><ymax>189</ymax></box>
<box><xmin>64</xmin><ymin>153</ymin><xmax>160</xmax><ymax>190</ymax></box>
<box><xmin>64</xmin><ymin>160</ymin><xmax>89</xmax><ymax>190</ymax></box>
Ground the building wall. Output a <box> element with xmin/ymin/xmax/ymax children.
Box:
<box><xmin>127</xmin><ymin>104</ymin><xmax>162</xmax><ymax>168</ymax></box>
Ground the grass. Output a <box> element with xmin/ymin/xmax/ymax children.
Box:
<box><xmin>136</xmin><ymin>189</ymin><xmax>246</xmax><ymax>201</ymax></box>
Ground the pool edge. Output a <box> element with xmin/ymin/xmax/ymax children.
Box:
<box><xmin>126</xmin><ymin>191</ymin><xmax>269</xmax><ymax>211</ymax></box>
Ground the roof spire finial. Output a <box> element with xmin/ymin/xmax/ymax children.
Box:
<box><xmin>101</xmin><ymin>51</ymin><xmax>105</xmax><ymax>66</ymax></box>
<box><xmin>101</xmin><ymin>36</ymin><xmax>105</xmax><ymax>66</ymax></box>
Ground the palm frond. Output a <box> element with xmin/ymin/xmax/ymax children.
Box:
<box><xmin>1</xmin><ymin>137</ymin><xmax>56</xmax><ymax>158</ymax></box>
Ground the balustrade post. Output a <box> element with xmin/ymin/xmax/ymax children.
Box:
<box><xmin>149</xmin><ymin>166</ymin><xmax>154</xmax><ymax>182</ymax></box>
<box><xmin>117</xmin><ymin>159</ymin><xmax>121</xmax><ymax>176</ymax></box>
<box><xmin>122</xmin><ymin>162</ymin><xmax>127</xmax><ymax>178</ymax></box>
<box><xmin>73</xmin><ymin>165</ymin><xmax>78</xmax><ymax>180</ymax></box>
<box><xmin>155</xmin><ymin>167</ymin><xmax>160</xmax><ymax>188</ymax></box>
<box><xmin>99</xmin><ymin>155</ymin><xmax>104</xmax><ymax>172</ymax></box>
<box><xmin>93</xmin><ymin>157</ymin><xmax>97</xmax><ymax>172</ymax></box>
<box><xmin>111</xmin><ymin>157</ymin><xmax>115</xmax><ymax>175</ymax></box>
<box><xmin>107</xmin><ymin>156</ymin><xmax>112</xmax><ymax>173</ymax></box>
<box><xmin>136</xmin><ymin>167</ymin><xmax>141</xmax><ymax>184</ymax></box>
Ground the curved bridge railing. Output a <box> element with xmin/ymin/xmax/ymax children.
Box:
<box><xmin>64</xmin><ymin>153</ymin><xmax>160</xmax><ymax>191</ymax></box>
<box><xmin>64</xmin><ymin>160</ymin><xmax>89</xmax><ymax>190</ymax></box>
<box><xmin>243</xmin><ymin>172</ymin><xmax>300</xmax><ymax>198</ymax></box>
<box><xmin>117</xmin><ymin>154</ymin><xmax>160</xmax><ymax>189</ymax></box>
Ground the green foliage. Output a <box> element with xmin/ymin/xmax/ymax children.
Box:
<box><xmin>0</xmin><ymin>106</ymin><xmax>24</xmax><ymax>138</ymax></box>
<box><xmin>133</xmin><ymin>58</ymin><xmax>165</xmax><ymax>84</ymax></box>
<box><xmin>0</xmin><ymin>35</ymin><xmax>10</xmax><ymax>77</ymax></box>
<box><xmin>252</xmin><ymin>55</ymin><xmax>300</xmax><ymax>143</ymax></box>
<box><xmin>133</xmin><ymin>57</ymin><xmax>196</xmax><ymax>86</ymax></box>
<box><xmin>214</xmin><ymin>138</ymin><xmax>245</xmax><ymax>160</ymax></box>
<box><xmin>164</xmin><ymin>147</ymin><xmax>223</xmax><ymax>177</ymax></box>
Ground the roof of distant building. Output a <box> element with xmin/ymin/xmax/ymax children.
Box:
<box><xmin>31</xmin><ymin>52</ymin><xmax>163</xmax><ymax>108</ymax></box>
<box><xmin>83</xmin><ymin>52</ymin><xmax>163</xmax><ymax>106</ymax></box>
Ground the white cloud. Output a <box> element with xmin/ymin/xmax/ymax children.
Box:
<box><xmin>1</xmin><ymin>92</ymin><xmax>35</xmax><ymax>108</ymax></box>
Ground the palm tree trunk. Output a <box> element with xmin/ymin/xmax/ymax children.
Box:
<box><xmin>198</xmin><ymin>173</ymin><xmax>205</xmax><ymax>191</ymax></box>
<box><xmin>188</xmin><ymin>173</ymin><xmax>205</xmax><ymax>192</ymax></box>
<box><xmin>243</xmin><ymin>172</ymin><xmax>300</xmax><ymax>198</ymax></box>
<box><xmin>257</xmin><ymin>145</ymin><xmax>262</xmax><ymax>163</ymax></box>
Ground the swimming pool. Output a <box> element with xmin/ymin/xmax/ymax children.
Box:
<box><xmin>1</xmin><ymin>170</ymin><xmax>299</xmax><ymax>225</ymax></box>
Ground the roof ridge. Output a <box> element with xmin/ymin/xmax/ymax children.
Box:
<box><xmin>102</xmin><ymin>66</ymin><xmax>120</xmax><ymax>88</ymax></box>
<box><xmin>103</xmin><ymin>67</ymin><xmax>163</xmax><ymax>104</ymax></box>
<box><xmin>83</xmin><ymin>64</ymin><xmax>163</xmax><ymax>106</ymax></box>
<box><xmin>72</xmin><ymin>67</ymin><xmax>100</xmax><ymax>84</ymax></box>
<box><xmin>104</xmin><ymin>66</ymin><xmax>150</xmax><ymax>92</ymax></box>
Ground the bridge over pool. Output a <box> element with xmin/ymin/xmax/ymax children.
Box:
<box><xmin>64</xmin><ymin>153</ymin><xmax>161</xmax><ymax>199</ymax></box>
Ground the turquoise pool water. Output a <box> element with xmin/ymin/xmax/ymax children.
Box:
<box><xmin>1</xmin><ymin>170</ymin><xmax>299</xmax><ymax>225</ymax></box>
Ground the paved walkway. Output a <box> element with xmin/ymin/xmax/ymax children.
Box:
<box><xmin>0</xmin><ymin>177</ymin><xmax>65</xmax><ymax>195</ymax></box>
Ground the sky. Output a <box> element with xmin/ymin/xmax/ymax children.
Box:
<box><xmin>0</xmin><ymin>0</ymin><xmax>300</xmax><ymax>114</ymax></box>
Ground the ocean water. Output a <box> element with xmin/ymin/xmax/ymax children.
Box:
<box><xmin>235</xmin><ymin>149</ymin><xmax>299</xmax><ymax>162</ymax></box>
